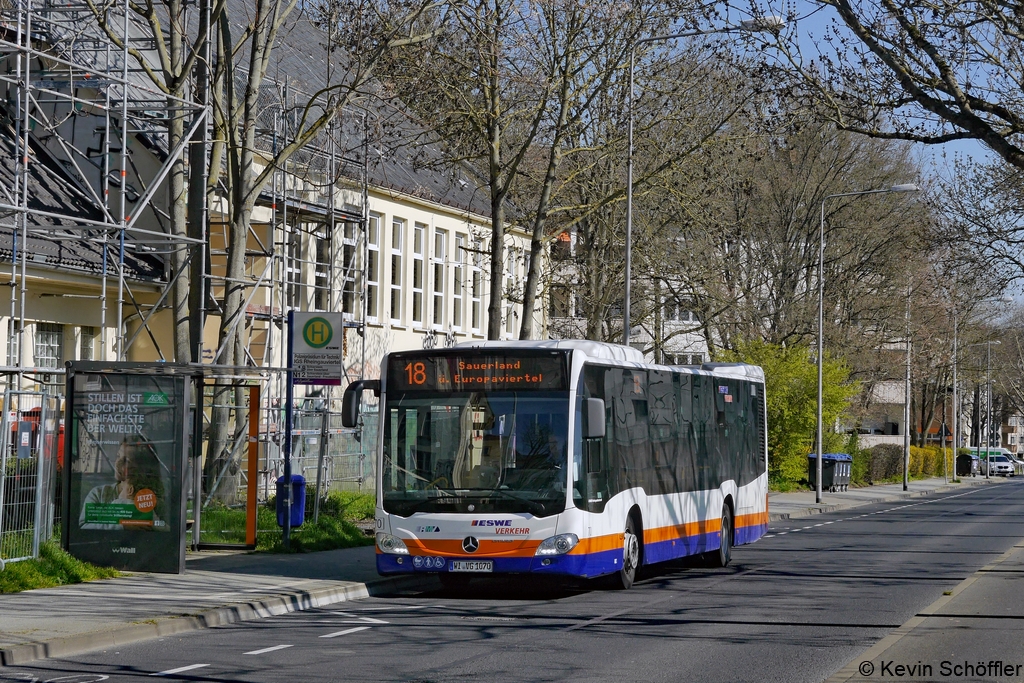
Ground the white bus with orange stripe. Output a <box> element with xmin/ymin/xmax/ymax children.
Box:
<box><xmin>341</xmin><ymin>340</ymin><xmax>768</xmax><ymax>589</ymax></box>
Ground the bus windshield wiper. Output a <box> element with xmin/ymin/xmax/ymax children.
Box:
<box><xmin>472</xmin><ymin>488</ymin><xmax>546</xmax><ymax>515</ymax></box>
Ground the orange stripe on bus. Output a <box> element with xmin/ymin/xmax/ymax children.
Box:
<box><xmin>570</xmin><ymin>532</ymin><xmax>624</xmax><ymax>555</ymax></box>
<box><xmin>643</xmin><ymin>519</ymin><xmax>720</xmax><ymax>545</ymax></box>
<box><xmin>736</xmin><ymin>510</ymin><xmax>768</xmax><ymax>529</ymax></box>
<box><xmin>406</xmin><ymin>538</ymin><xmax>542</xmax><ymax>557</ymax></box>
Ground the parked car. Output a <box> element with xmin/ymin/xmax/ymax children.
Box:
<box><xmin>1006</xmin><ymin>453</ymin><xmax>1024</xmax><ymax>475</ymax></box>
<box><xmin>981</xmin><ymin>454</ymin><xmax>1015</xmax><ymax>477</ymax></box>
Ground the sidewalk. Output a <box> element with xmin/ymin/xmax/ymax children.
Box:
<box><xmin>768</xmin><ymin>475</ymin><xmax>994</xmax><ymax>522</ymax></box>
<box><xmin>0</xmin><ymin>476</ymin><xmax>992</xmax><ymax>666</ymax></box>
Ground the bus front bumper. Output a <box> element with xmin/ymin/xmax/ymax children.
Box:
<box><xmin>376</xmin><ymin>551</ymin><xmax>596</xmax><ymax>577</ymax></box>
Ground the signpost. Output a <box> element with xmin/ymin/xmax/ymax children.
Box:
<box><xmin>284</xmin><ymin>312</ymin><xmax>343</xmax><ymax>547</ymax></box>
<box><xmin>292</xmin><ymin>313</ymin><xmax>344</xmax><ymax>386</ymax></box>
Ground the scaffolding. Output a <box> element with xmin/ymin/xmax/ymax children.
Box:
<box><xmin>0</xmin><ymin>0</ymin><xmax>375</xmax><ymax>553</ymax></box>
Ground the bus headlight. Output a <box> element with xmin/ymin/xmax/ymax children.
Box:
<box><xmin>376</xmin><ymin>533</ymin><xmax>410</xmax><ymax>555</ymax></box>
<box><xmin>535</xmin><ymin>533</ymin><xmax>579</xmax><ymax>556</ymax></box>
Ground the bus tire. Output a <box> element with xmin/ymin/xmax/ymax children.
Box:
<box><xmin>612</xmin><ymin>515</ymin><xmax>641</xmax><ymax>590</ymax></box>
<box><xmin>712</xmin><ymin>503</ymin><xmax>733</xmax><ymax>568</ymax></box>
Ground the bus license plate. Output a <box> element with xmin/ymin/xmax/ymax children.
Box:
<box><xmin>450</xmin><ymin>560</ymin><xmax>493</xmax><ymax>573</ymax></box>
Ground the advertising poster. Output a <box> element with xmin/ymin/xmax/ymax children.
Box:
<box><xmin>63</xmin><ymin>367</ymin><xmax>188</xmax><ymax>573</ymax></box>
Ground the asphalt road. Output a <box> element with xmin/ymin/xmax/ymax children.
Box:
<box><xmin>4</xmin><ymin>480</ymin><xmax>1023</xmax><ymax>683</ymax></box>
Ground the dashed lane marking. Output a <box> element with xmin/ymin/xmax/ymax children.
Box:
<box><xmin>244</xmin><ymin>645</ymin><xmax>293</xmax><ymax>655</ymax></box>
<box><xmin>320</xmin><ymin>626</ymin><xmax>372</xmax><ymax>639</ymax></box>
<box><xmin>149</xmin><ymin>664</ymin><xmax>209</xmax><ymax>677</ymax></box>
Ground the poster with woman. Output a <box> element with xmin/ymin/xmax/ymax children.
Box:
<box><xmin>63</xmin><ymin>366</ymin><xmax>189</xmax><ymax>573</ymax></box>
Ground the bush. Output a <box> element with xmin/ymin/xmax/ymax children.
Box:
<box><xmin>868</xmin><ymin>444</ymin><xmax>903</xmax><ymax>482</ymax></box>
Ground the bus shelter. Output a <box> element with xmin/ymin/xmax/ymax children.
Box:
<box><xmin>62</xmin><ymin>362</ymin><xmax>195</xmax><ymax>573</ymax></box>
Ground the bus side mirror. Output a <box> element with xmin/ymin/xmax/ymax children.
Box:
<box><xmin>342</xmin><ymin>379</ymin><xmax>380</xmax><ymax>428</ymax></box>
<box><xmin>585</xmin><ymin>398</ymin><xmax>605</xmax><ymax>439</ymax></box>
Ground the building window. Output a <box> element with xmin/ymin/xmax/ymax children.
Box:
<box><xmin>432</xmin><ymin>228</ymin><xmax>446</xmax><ymax>328</ymax></box>
<box><xmin>80</xmin><ymin>326</ymin><xmax>97</xmax><ymax>361</ymax></box>
<box><xmin>340</xmin><ymin>221</ymin><xmax>359</xmax><ymax>316</ymax></box>
<box><xmin>412</xmin><ymin>223</ymin><xmax>426</xmax><ymax>326</ymax></box>
<box><xmin>665</xmin><ymin>353</ymin><xmax>704</xmax><ymax>366</ymax></box>
<box><xmin>552</xmin><ymin>231</ymin><xmax>572</xmax><ymax>260</ymax></box>
<box><xmin>285</xmin><ymin>224</ymin><xmax>302</xmax><ymax>308</ymax></box>
<box><xmin>471</xmin><ymin>238</ymin><xmax>483</xmax><ymax>333</ymax></box>
<box><xmin>7</xmin><ymin>319</ymin><xmax>20</xmax><ymax>366</ymax></box>
<box><xmin>315</xmin><ymin>229</ymin><xmax>332</xmax><ymax>312</ymax></box>
<box><xmin>550</xmin><ymin>286</ymin><xmax>570</xmax><ymax>318</ymax></box>
<box><xmin>35</xmin><ymin>323</ymin><xmax>63</xmax><ymax>394</ymax></box>
<box><xmin>453</xmin><ymin>234</ymin><xmax>465</xmax><ymax>330</ymax></box>
<box><xmin>505</xmin><ymin>246</ymin><xmax>517</xmax><ymax>337</ymax></box>
<box><xmin>35</xmin><ymin>323</ymin><xmax>63</xmax><ymax>368</ymax></box>
<box><xmin>390</xmin><ymin>218</ymin><xmax>404</xmax><ymax>323</ymax></box>
<box><xmin>367</xmin><ymin>214</ymin><xmax>380</xmax><ymax>321</ymax></box>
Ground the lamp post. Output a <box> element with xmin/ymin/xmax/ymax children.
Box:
<box><xmin>622</xmin><ymin>16</ymin><xmax>784</xmax><ymax>346</ymax></box>
<box><xmin>970</xmin><ymin>341</ymin><xmax>1000</xmax><ymax>478</ymax></box>
<box><xmin>903</xmin><ymin>279</ymin><xmax>911</xmax><ymax>492</ymax></box>
<box><xmin>951</xmin><ymin>300</ymin><xmax>958</xmax><ymax>482</ymax></box>
<box><xmin>815</xmin><ymin>183</ymin><xmax>919</xmax><ymax>504</ymax></box>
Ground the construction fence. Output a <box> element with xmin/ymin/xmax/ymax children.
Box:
<box><xmin>0</xmin><ymin>369</ymin><xmax>377</xmax><ymax>562</ymax></box>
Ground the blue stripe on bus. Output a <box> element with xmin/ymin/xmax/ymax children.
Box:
<box><xmin>735</xmin><ymin>522</ymin><xmax>768</xmax><ymax>545</ymax></box>
<box><xmin>378</xmin><ymin>523</ymin><xmax>766</xmax><ymax>578</ymax></box>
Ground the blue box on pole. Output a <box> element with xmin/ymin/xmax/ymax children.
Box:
<box><xmin>276</xmin><ymin>475</ymin><xmax>305</xmax><ymax>528</ymax></box>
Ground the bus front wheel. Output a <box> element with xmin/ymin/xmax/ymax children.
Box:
<box><xmin>612</xmin><ymin>515</ymin><xmax>640</xmax><ymax>590</ymax></box>
<box><xmin>712</xmin><ymin>504</ymin><xmax>733</xmax><ymax>568</ymax></box>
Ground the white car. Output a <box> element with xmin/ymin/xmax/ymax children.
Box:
<box><xmin>981</xmin><ymin>454</ymin><xmax>1015</xmax><ymax>477</ymax></box>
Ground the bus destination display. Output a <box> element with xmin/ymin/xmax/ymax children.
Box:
<box><xmin>388</xmin><ymin>354</ymin><xmax>566</xmax><ymax>392</ymax></box>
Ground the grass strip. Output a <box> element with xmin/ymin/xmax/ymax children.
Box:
<box><xmin>0</xmin><ymin>541</ymin><xmax>119</xmax><ymax>594</ymax></box>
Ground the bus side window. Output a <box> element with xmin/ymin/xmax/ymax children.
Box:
<box><xmin>580</xmin><ymin>365</ymin><xmax>610</xmax><ymax>512</ymax></box>
<box><xmin>691</xmin><ymin>375</ymin><xmax>714</xmax><ymax>490</ymax></box>
<box><xmin>649</xmin><ymin>369</ymin><xmax>676</xmax><ymax>496</ymax></box>
<box><xmin>676</xmin><ymin>373</ymin><xmax>697</xmax><ymax>492</ymax></box>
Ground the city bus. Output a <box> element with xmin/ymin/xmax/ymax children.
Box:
<box><xmin>342</xmin><ymin>340</ymin><xmax>768</xmax><ymax>589</ymax></box>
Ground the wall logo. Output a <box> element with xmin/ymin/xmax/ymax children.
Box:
<box><xmin>143</xmin><ymin>392</ymin><xmax>169</xmax><ymax>405</ymax></box>
<box><xmin>302</xmin><ymin>317</ymin><xmax>333</xmax><ymax>349</ymax></box>
<box><xmin>416</xmin><ymin>525</ymin><xmax>442</xmax><ymax>533</ymax></box>
<box><xmin>471</xmin><ymin>519</ymin><xmax>512</xmax><ymax>527</ymax></box>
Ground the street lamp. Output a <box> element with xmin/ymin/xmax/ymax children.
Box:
<box><xmin>815</xmin><ymin>183</ymin><xmax>920</xmax><ymax>504</ymax></box>
<box><xmin>967</xmin><ymin>340</ymin><xmax>1000</xmax><ymax>478</ymax></box>
<box><xmin>622</xmin><ymin>16</ymin><xmax>785</xmax><ymax>346</ymax></box>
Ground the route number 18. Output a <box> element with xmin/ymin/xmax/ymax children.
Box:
<box><xmin>405</xmin><ymin>362</ymin><xmax>427</xmax><ymax>385</ymax></box>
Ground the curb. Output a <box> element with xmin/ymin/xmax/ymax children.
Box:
<box><xmin>0</xmin><ymin>573</ymin><xmax>437</xmax><ymax>666</ymax></box>
<box><xmin>767</xmin><ymin>478</ymin><xmax>992</xmax><ymax>522</ymax></box>
<box><xmin>823</xmin><ymin>540</ymin><xmax>1024</xmax><ymax>682</ymax></box>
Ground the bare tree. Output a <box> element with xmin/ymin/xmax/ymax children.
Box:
<box><xmin>83</xmin><ymin>0</ymin><xmax>226</xmax><ymax>361</ymax></box>
<box><xmin>650</xmin><ymin>117</ymin><xmax>927</xmax><ymax>363</ymax></box>
<box><xmin>746</xmin><ymin>0</ymin><xmax>1024</xmax><ymax>171</ymax></box>
<box><xmin>199</xmin><ymin>0</ymin><xmax>442</xmax><ymax>501</ymax></box>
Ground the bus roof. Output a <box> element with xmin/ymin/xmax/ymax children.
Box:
<box><xmin>453</xmin><ymin>340</ymin><xmax>764</xmax><ymax>382</ymax></box>
<box><xmin>454</xmin><ymin>339</ymin><xmax>645</xmax><ymax>364</ymax></box>
<box><xmin>702</xmin><ymin>362</ymin><xmax>766</xmax><ymax>383</ymax></box>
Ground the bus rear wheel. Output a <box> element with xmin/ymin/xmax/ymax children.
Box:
<box><xmin>711</xmin><ymin>504</ymin><xmax>733</xmax><ymax>568</ymax></box>
<box><xmin>612</xmin><ymin>516</ymin><xmax>640</xmax><ymax>589</ymax></box>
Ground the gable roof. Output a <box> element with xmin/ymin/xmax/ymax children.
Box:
<box><xmin>0</xmin><ymin>112</ymin><xmax>164</xmax><ymax>281</ymax></box>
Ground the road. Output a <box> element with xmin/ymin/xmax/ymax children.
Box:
<box><xmin>3</xmin><ymin>480</ymin><xmax>1023</xmax><ymax>683</ymax></box>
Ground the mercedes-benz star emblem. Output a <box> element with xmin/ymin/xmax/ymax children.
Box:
<box><xmin>462</xmin><ymin>536</ymin><xmax>479</xmax><ymax>553</ymax></box>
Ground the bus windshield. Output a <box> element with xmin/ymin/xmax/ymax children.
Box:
<box><xmin>381</xmin><ymin>391</ymin><xmax>569</xmax><ymax>517</ymax></box>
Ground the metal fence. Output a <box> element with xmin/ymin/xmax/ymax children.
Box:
<box><xmin>192</xmin><ymin>379</ymin><xmax>377</xmax><ymax>547</ymax></box>
<box><xmin>0</xmin><ymin>373</ymin><xmax>377</xmax><ymax>557</ymax></box>
<box><xmin>0</xmin><ymin>390</ymin><xmax>60</xmax><ymax>563</ymax></box>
